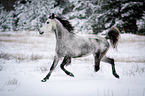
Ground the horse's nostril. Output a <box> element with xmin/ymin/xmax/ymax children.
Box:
<box><xmin>37</xmin><ymin>28</ymin><xmax>44</xmax><ymax>35</ymax></box>
<box><xmin>40</xmin><ymin>31</ymin><xmax>44</xmax><ymax>35</ymax></box>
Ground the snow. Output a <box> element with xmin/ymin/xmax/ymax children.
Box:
<box><xmin>0</xmin><ymin>31</ymin><xmax>145</xmax><ymax>96</ymax></box>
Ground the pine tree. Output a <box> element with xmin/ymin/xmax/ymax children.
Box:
<box><xmin>14</xmin><ymin>0</ymin><xmax>57</xmax><ymax>31</ymax></box>
<box><xmin>96</xmin><ymin>0</ymin><xmax>145</xmax><ymax>34</ymax></box>
<box><xmin>1</xmin><ymin>0</ymin><xmax>144</xmax><ymax>35</ymax></box>
<box><xmin>64</xmin><ymin>0</ymin><xmax>99</xmax><ymax>33</ymax></box>
<box><xmin>0</xmin><ymin>5</ymin><xmax>14</xmax><ymax>31</ymax></box>
<box><xmin>121</xmin><ymin>0</ymin><xmax>144</xmax><ymax>33</ymax></box>
<box><xmin>93</xmin><ymin>0</ymin><xmax>122</xmax><ymax>33</ymax></box>
<box><xmin>0</xmin><ymin>5</ymin><xmax>8</xmax><ymax>31</ymax></box>
<box><xmin>137</xmin><ymin>12</ymin><xmax>145</xmax><ymax>34</ymax></box>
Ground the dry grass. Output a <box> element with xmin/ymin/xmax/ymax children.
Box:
<box><xmin>119</xmin><ymin>34</ymin><xmax>145</xmax><ymax>43</ymax></box>
<box><xmin>115</xmin><ymin>57</ymin><xmax>145</xmax><ymax>63</ymax></box>
<box><xmin>0</xmin><ymin>65</ymin><xmax>3</xmax><ymax>71</ymax></box>
<box><xmin>122</xmin><ymin>64</ymin><xmax>145</xmax><ymax>76</ymax></box>
<box><xmin>38</xmin><ymin>66</ymin><xmax>49</xmax><ymax>73</ymax></box>
<box><xmin>6</xmin><ymin>78</ymin><xmax>18</xmax><ymax>85</ymax></box>
<box><xmin>0</xmin><ymin>53</ymin><xmax>43</xmax><ymax>62</ymax></box>
<box><xmin>0</xmin><ymin>32</ymin><xmax>145</xmax><ymax>64</ymax></box>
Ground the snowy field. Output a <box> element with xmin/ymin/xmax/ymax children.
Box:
<box><xmin>0</xmin><ymin>31</ymin><xmax>145</xmax><ymax>96</ymax></box>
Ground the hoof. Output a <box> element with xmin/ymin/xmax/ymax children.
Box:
<box><xmin>115</xmin><ymin>74</ymin><xmax>119</xmax><ymax>79</ymax></box>
<box><xmin>69</xmin><ymin>73</ymin><xmax>74</xmax><ymax>77</ymax></box>
<box><xmin>113</xmin><ymin>73</ymin><xmax>120</xmax><ymax>79</ymax></box>
<box><xmin>65</xmin><ymin>71</ymin><xmax>74</xmax><ymax>77</ymax></box>
<box><xmin>41</xmin><ymin>79</ymin><xmax>47</xmax><ymax>82</ymax></box>
<box><xmin>94</xmin><ymin>66</ymin><xmax>100</xmax><ymax>72</ymax></box>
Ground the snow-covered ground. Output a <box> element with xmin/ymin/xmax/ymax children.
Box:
<box><xmin>0</xmin><ymin>31</ymin><xmax>145</xmax><ymax>96</ymax></box>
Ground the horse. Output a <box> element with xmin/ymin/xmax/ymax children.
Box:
<box><xmin>39</xmin><ymin>13</ymin><xmax>120</xmax><ymax>82</ymax></box>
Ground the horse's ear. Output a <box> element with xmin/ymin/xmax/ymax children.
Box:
<box><xmin>52</xmin><ymin>13</ymin><xmax>55</xmax><ymax>18</ymax></box>
<box><xmin>49</xmin><ymin>13</ymin><xmax>55</xmax><ymax>19</ymax></box>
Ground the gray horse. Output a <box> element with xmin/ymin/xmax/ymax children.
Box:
<box><xmin>39</xmin><ymin>14</ymin><xmax>120</xmax><ymax>82</ymax></box>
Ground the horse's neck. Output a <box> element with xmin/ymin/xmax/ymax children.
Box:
<box><xmin>54</xmin><ymin>25</ymin><xmax>73</xmax><ymax>43</ymax></box>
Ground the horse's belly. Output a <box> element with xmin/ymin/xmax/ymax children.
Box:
<box><xmin>69</xmin><ymin>42</ymin><xmax>95</xmax><ymax>58</ymax></box>
<box><xmin>56</xmin><ymin>43</ymin><xmax>95</xmax><ymax>58</ymax></box>
<box><xmin>56</xmin><ymin>37</ymin><xmax>96</xmax><ymax>58</ymax></box>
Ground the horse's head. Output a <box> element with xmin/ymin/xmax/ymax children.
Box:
<box><xmin>39</xmin><ymin>13</ymin><xmax>57</xmax><ymax>34</ymax></box>
<box><xmin>39</xmin><ymin>13</ymin><xmax>74</xmax><ymax>35</ymax></box>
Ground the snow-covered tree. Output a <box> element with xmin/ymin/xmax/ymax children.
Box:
<box><xmin>0</xmin><ymin>5</ymin><xmax>14</xmax><ymax>31</ymax></box>
<box><xmin>1</xmin><ymin>0</ymin><xmax>145</xmax><ymax>35</ymax></box>
<box><xmin>0</xmin><ymin>6</ymin><xmax>7</xmax><ymax>31</ymax></box>
<box><xmin>137</xmin><ymin>12</ymin><xmax>145</xmax><ymax>34</ymax></box>
<box><xmin>14</xmin><ymin>0</ymin><xmax>57</xmax><ymax>31</ymax></box>
<box><xmin>95</xmin><ymin>0</ymin><xmax>145</xmax><ymax>34</ymax></box>
<box><xmin>121</xmin><ymin>1</ymin><xmax>144</xmax><ymax>33</ymax></box>
<box><xmin>64</xmin><ymin>0</ymin><xmax>100</xmax><ymax>33</ymax></box>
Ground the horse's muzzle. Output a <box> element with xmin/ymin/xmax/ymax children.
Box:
<box><xmin>37</xmin><ymin>28</ymin><xmax>44</xmax><ymax>35</ymax></box>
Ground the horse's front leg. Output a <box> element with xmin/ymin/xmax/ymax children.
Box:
<box><xmin>41</xmin><ymin>56</ymin><xmax>60</xmax><ymax>82</ymax></box>
<box><xmin>60</xmin><ymin>56</ymin><xmax>74</xmax><ymax>77</ymax></box>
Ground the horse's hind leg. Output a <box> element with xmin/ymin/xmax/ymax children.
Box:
<box><xmin>41</xmin><ymin>56</ymin><xmax>60</xmax><ymax>82</ymax></box>
<box><xmin>60</xmin><ymin>56</ymin><xmax>74</xmax><ymax>77</ymax></box>
<box><xmin>102</xmin><ymin>56</ymin><xmax>119</xmax><ymax>78</ymax></box>
<box><xmin>94</xmin><ymin>52</ymin><xmax>101</xmax><ymax>72</ymax></box>
<box><xmin>94</xmin><ymin>50</ymin><xmax>107</xmax><ymax>72</ymax></box>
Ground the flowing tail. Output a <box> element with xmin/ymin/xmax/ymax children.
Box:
<box><xmin>105</xmin><ymin>27</ymin><xmax>120</xmax><ymax>48</ymax></box>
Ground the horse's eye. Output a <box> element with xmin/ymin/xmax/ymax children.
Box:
<box><xmin>47</xmin><ymin>22</ymin><xmax>49</xmax><ymax>24</ymax></box>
